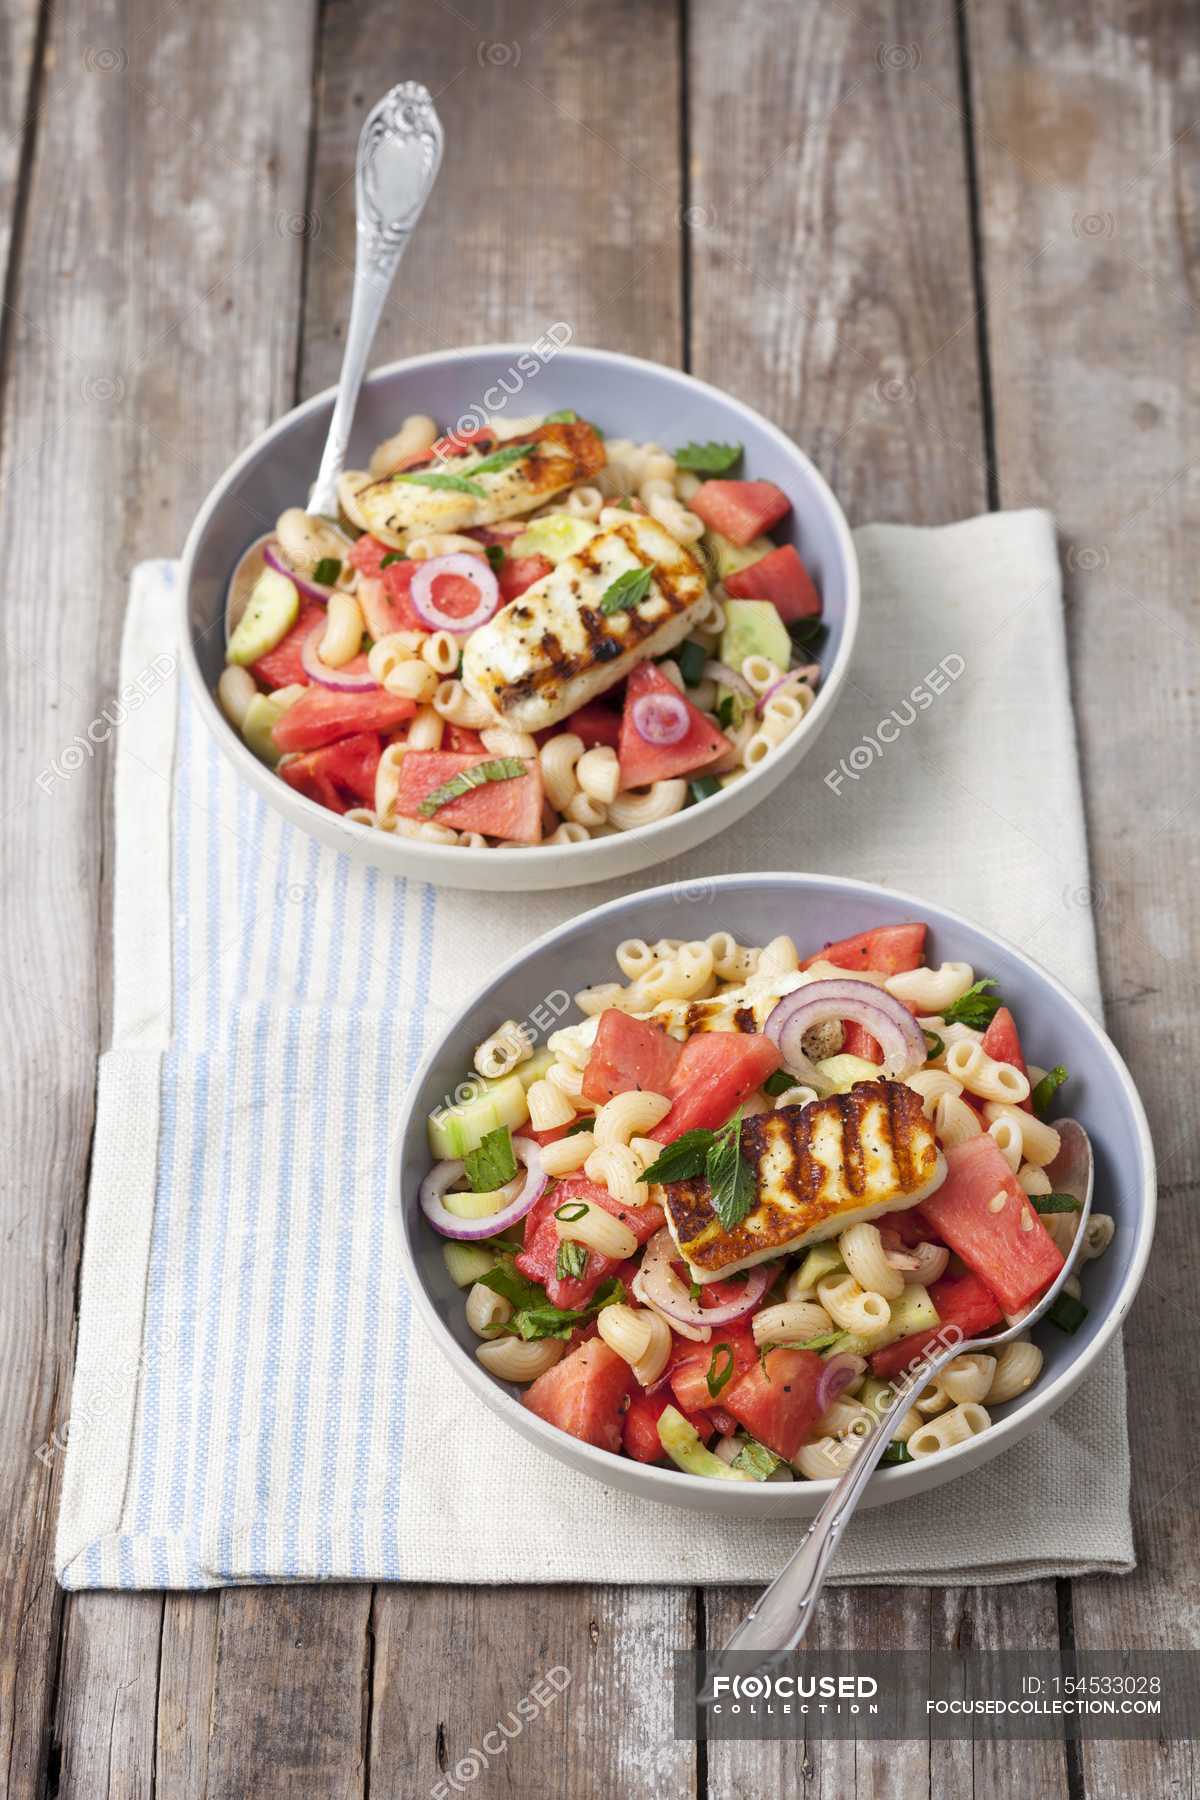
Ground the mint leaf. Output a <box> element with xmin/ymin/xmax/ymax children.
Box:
<box><xmin>394</xmin><ymin>469</ymin><xmax>485</xmax><ymax>498</ymax></box>
<box><xmin>379</xmin><ymin>551</ymin><xmax>407</xmax><ymax>568</ymax></box>
<box><xmin>943</xmin><ymin>978</ymin><xmax>1003</xmax><ymax>1030</ymax></box>
<box><xmin>1031</xmin><ymin>1192</ymin><xmax>1081</xmax><ymax>1214</ymax></box>
<box><xmin>467</xmin><ymin>442</ymin><xmax>536</xmax><ymax>478</ymax></box>
<box><xmin>544</xmin><ymin>409</ymin><xmax>577</xmax><ymax>423</ymax></box>
<box><xmin>312</xmin><ymin>556</ymin><xmax>342</xmax><ymax>587</ymax></box>
<box><xmin>418</xmin><ymin>756</ymin><xmax>527</xmax><ymax>818</ymax></box>
<box><xmin>732</xmin><ymin>1437</ymin><xmax>783</xmax><ymax>1480</ymax></box>
<box><xmin>706</xmin><ymin>1107</ymin><xmax>754</xmax><ymax>1231</ymax></box>
<box><xmin>506</xmin><ymin>1276</ymin><xmax>626</xmax><ymax>1341</ymax></box>
<box><xmin>485</xmin><ymin>543</ymin><xmax>506</xmax><ymax>571</ymax></box>
<box><xmin>463</xmin><ymin>1126</ymin><xmax>517</xmax><ymax>1194</ymax></box>
<box><xmin>555</xmin><ymin>1240</ymin><xmax>588</xmax><ymax>1282</ymax></box>
<box><xmin>641</xmin><ymin>1129</ymin><xmax>714</xmax><ymax>1186</ymax></box>
<box><xmin>599</xmin><ymin>566</ymin><xmax>655</xmax><ymax>615</ymax></box>
<box><xmin>674</xmin><ymin>440</ymin><xmax>743</xmax><ymax>475</ymax></box>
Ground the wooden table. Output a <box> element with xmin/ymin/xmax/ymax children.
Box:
<box><xmin>4</xmin><ymin>2</ymin><xmax>1194</xmax><ymax>1794</ymax></box>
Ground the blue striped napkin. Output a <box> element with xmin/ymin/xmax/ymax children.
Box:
<box><xmin>57</xmin><ymin>522</ymin><xmax>1133</xmax><ymax>1588</ymax></box>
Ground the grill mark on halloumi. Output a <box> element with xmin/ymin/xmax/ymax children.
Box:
<box><xmin>345</xmin><ymin>420</ymin><xmax>606</xmax><ymax>543</ymax></box>
<box><xmin>659</xmin><ymin>1080</ymin><xmax>947</xmax><ymax>1279</ymax></box>
<box><xmin>461</xmin><ymin>513</ymin><xmax>710</xmax><ymax>731</ymax></box>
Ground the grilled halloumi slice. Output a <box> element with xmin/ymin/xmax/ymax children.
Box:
<box><xmin>461</xmin><ymin>513</ymin><xmax>710</xmax><ymax>731</ymax></box>
<box><xmin>660</xmin><ymin>1080</ymin><xmax>947</xmax><ymax>1280</ymax></box>
<box><xmin>338</xmin><ymin>420</ymin><xmax>606</xmax><ymax>545</ymax></box>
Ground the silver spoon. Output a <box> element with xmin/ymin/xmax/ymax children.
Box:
<box><xmin>698</xmin><ymin>1118</ymin><xmax>1094</xmax><ymax>1704</ymax></box>
<box><xmin>226</xmin><ymin>82</ymin><xmax>443</xmax><ymax>632</ymax></box>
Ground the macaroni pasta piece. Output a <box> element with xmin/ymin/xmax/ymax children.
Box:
<box><xmin>594</xmin><ymin>1090</ymin><xmax>672</xmax><ymax>1147</ymax></box>
<box><xmin>945</xmin><ymin>1040</ymin><xmax>1032</xmax><ymax>1105</ymax></box>
<box><xmin>476</xmin><ymin>1337</ymin><xmax>564</xmax><ymax>1382</ymax></box>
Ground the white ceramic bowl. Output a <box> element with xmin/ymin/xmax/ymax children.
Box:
<box><xmin>179</xmin><ymin>346</ymin><xmax>859</xmax><ymax>891</ymax></box>
<box><xmin>394</xmin><ymin>873</ymin><xmax>1155</xmax><ymax>1516</ymax></box>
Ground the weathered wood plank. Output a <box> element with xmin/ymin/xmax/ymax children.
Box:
<box><xmin>155</xmin><ymin>1594</ymin><xmax>220</xmax><ymax>1798</ymax></box>
<box><xmin>0</xmin><ymin>0</ymin><xmax>317</xmax><ymax>1793</ymax></box>
<box><xmin>370</xmin><ymin>1586</ymin><xmax>695</xmax><ymax>1800</ymax></box>
<box><xmin>967</xmin><ymin>1</ymin><xmax>1200</xmax><ymax>1793</ymax></box>
<box><xmin>306</xmin><ymin>6</ymin><xmax>693</xmax><ymax>1799</ymax></box>
<box><xmin>688</xmin><ymin>3</ymin><xmax>1069</xmax><ymax>1794</ymax></box>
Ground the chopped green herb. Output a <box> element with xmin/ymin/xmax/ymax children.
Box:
<box><xmin>379</xmin><ymin>551</ymin><xmax>407</xmax><ymax>568</ymax></box>
<box><xmin>674</xmin><ymin>440</ymin><xmax>744</xmax><ymax>475</ymax></box>
<box><xmin>677</xmin><ymin>640</ymin><xmax>707</xmax><ymax>687</ymax></box>
<box><xmin>715</xmin><ymin>693</ymin><xmax>737</xmax><ymax>730</ymax></box>
<box><xmin>418</xmin><ymin>756</ymin><xmax>527</xmax><ymax>818</ymax></box>
<box><xmin>543</xmin><ymin>409</ymin><xmax>577</xmax><ymax>424</ymax></box>
<box><xmin>312</xmin><ymin>556</ymin><xmax>342</xmax><ymax>587</ymax></box>
<box><xmin>394</xmin><ymin>469</ymin><xmax>485</xmax><ymax>498</ymax></box>
<box><xmin>706</xmin><ymin>1343</ymin><xmax>736</xmax><ymax>1399</ymax></box>
<box><xmin>923</xmin><ymin>1030</ymin><xmax>946</xmax><ymax>1062</ymax></box>
<box><xmin>468</xmin><ymin>442</ymin><xmax>536</xmax><ymax>478</ymax></box>
<box><xmin>799</xmin><ymin>1330</ymin><xmax>849</xmax><ymax>1353</ymax></box>
<box><xmin>732</xmin><ymin>1437</ymin><xmax>783</xmax><ymax>1480</ymax></box>
<box><xmin>463</xmin><ymin>1126</ymin><xmax>518</xmax><ymax>1194</ymax></box>
<box><xmin>505</xmin><ymin>1276</ymin><xmax>626</xmax><ymax>1341</ymax></box>
<box><xmin>1031</xmin><ymin>1064</ymin><xmax>1069</xmax><ymax>1117</ymax></box>
<box><xmin>640</xmin><ymin>1130</ymin><xmax>713</xmax><ymax>1186</ymax></box>
<box><xmin>943</xmin><ymin>978</ymin><xmax>1003</xmax><ymax>1031</ymax></box>
<box><xmin>688</xmin><ymin>1279</ymin><xmax>703</xmax><ymax>1302</ymax></box>
<box><xmin>1047</xmin><ymin>1291</ymin><xmax>1088</xmax><ymax>1334</ymax></box>
<box><xmin>787</xmin><ymin>616</ymin><xmax>827</xmax><ymax>652</ymax></box>
<box><xmin>485</xmin><ymin>543</ymin><xmax>506</xmax><ymax>572</ymax></box>
<box><xmin>599</xmin><ymin>565</ymin><xmax>655</xmax><ymax>615</ymax></box>
<box><xmin>478</xmin><ymin>1262</ymin><xmax>544</xmax><ymax>1313</ymax></box>
<box><xmin>707</xmin><ymin>1108</ymin><xmax>754</xmax><ymax>1232</ymax></box>
<box><xmin>564</xmin><ymin>1115</ymin><xmax>597</xmax><ymax>1137</ymax></box>
<box><xmin>762</xmin><ymin>1069</ymin><xmax>799</xmax><ymax>1098</ymax></box>
<box><xmin>556</xmin><ymin>1240</ymin><xmax>589</xmax><ymax>1282</ymax></box>
<box><xmin>880</xmin><ymin>1441</ymin><xmax>913</xmax><ymax>1466</ymax></box>
<box><xmin>554</xmin><ymin>1201</ymin><xmax>589</xmax><ymax>1224</ymax></box>
<box><xmin>1033</xmin><ymin>1193</ymin><xmax>1082</xmax><ymax>1215</ymax></box>
<box><xmin>615</xmin><ymin>495</ymin><xmax>633</xmax><ymax>510</ymax></box>
<box><xmin>688</xmin><ymin>775</ymin><xmax>722</xmax><ymax>804</ymax></box>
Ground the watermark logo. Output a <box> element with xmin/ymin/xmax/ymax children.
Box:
<box><xmin>37</xmin><ymin>653</ymin><xmax>176</xmax><ymax>793</ymax></box>
<box><xmin>430</xmin><ymin>1665</ymin><xmax>571</xmax><ymax>1796</ymax></box>
<box><xmin>824</xmin><ymin>653</ymin><xmax>964</xmax><ymax>795</ymax></box>
<box><xmin>435</xmin><ymin>324</ymin><xmax>575</xmax><ymax>459</ymax></box>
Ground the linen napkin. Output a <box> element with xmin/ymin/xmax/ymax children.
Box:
<box><xmin>56</xmin><ymin>511</ymin><xmax>1133</xmax><ymax>1588</ymax></box>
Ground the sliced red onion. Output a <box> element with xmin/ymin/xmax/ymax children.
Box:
<box><xmin>703</xmin><ymin>660</ymin><xmax>754</xmax><ymax>701</ymax></box>
<box><xmin>300</xmin><ymin>625</ymin><xmax>380</xmax><ymax>692</ymax></box>
<box><xmin>631</xmin><ymin>690</ymin><xmax>690</xmax><ymax>746</ymax></box>
<box><xmin>765</xmin><ymin>978</ymin><xmax>927</xmax><ymax>1086</ymax></box>
<box><xmin>636</xmin><ymin>1228</ymin><xmax>771</xmax><ymax>1330</ymax></box>
<box><xmin>757</xmin><ymin>664</ymin><xmax>821</xmax><ymax>714</ymax></box>
<box><xmin>815</xmin><ymin>1350</ymin><xmax>867</xmax><ymax>1415</ymax></box>
<box><xmin>409</xmin><ymin>553</ymin><xmax>500</xmax><ymax>633</ymax></box>
<box><xmin>264</xmin><ymin>537</ymin><xmax>350</xmax><ymax>604</ymax></box>
<box><xmin>420</xmin><ymin>1137</ymin><xmax>547</xmax><ymax>1240</ymax></box>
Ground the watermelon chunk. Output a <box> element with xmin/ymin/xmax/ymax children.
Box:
<box><xmin>394</xmin><ymin>751</ymin><xmax>544</xmax><ymax>842</ymax></box>
<box><xmin>278</xmin><ymin>732</ymin><xmax>381</xmax><ymax>814</ymax></box>
<box><xmin>581</xmin><ymin>1010</ymin><xmax>684</xmax><ymax>1105</ymax></box>
<box><xmin>618</xmin><ymin>662</ymin><xmax>731</xmax><ymax>791</ymax></box>
<box><xmin>516</xmin><ymin>1176</ymin><xmax>662</xmax><ymax>1309</ymax></box>
<box><xmin>654</xmin><ymin>1031</ymin><xmax>782</xmax><ymax>1142</ymax></box>
<box><xmin>723</xmin><ymin>1347</ymin><xmax>824</xmax><ymax>1461</ymax></box>
<box><xmin>869</xmin><ymin>1271</ymin><xmax>1002</xmax><ymax>1380</ymax></box>
<box><xmin>251</xmin><ymin>602</ymin><xmax>325</xmax><ymax>689</ymax></box>
<box><xmin>918</xmin><ymin>1136</ymin><xmax>1064</xmax><ymax>1313</ymax></box>
<box><xmin>981</xmin><ymin>1007</ymin><xmax>1033</xmax><ymax>1113</ymax></box>
<box><xmin>668</xmin><ymin>1325</ymin><xmax>759</xmax><ymax>1417</ymax></box>
<box><xmin>722</xmin><ymin>544</ymin><xmax>821</xmax><ymax>620</ymax></box>
<box><xmin>499</xmin><ymin>554</ymin><xmax>553</xmax><ymax>603</ymax></box>
<box><xmin>271</xmin><ymin>686</ymin><xmax>416</xmax><ymax>754</ymax></box>
<box><xmin>357</xmin><ymin>568</ymin><xmax>424</xmax><ymax>638</ymax></box>
<box><xmin>623</xmin><ymin>1389</ymin><xmax>715</xmax><ymax>1463</ymax></box>
<box><xmin>521</xmin><ymin>1338</ymin><xmax>632</xmax><ymax>1454</ymax></box>
<box><xmin>690</xmin><ymin>479</ymin><xmax>792</xmax><ymax>546</ymax></box>
<box><xmin>558</xmin><ymin>700</ymin><xmax>623</xmax><ymax>751</ymax></box>
<box><xmin>801</xmin><ymin>923</ymin><xmax>928</xmax><ymax>975</ymax></box>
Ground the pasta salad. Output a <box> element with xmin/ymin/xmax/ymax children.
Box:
<box><xmin>218</xmin><ymin>411</ymin><xmax>824</xmax><ymax>847</ymax></box>
<box><xmin>421</xmin><ymin>922</ymin><xmax>1113</xmax><ymax>1483</ymax></box>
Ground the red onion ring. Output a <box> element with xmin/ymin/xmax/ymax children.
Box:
<box><xmin>409</xmin><ymin>553</ymin><xmax>500</xmax><ymax>633</ymax></box>
<box><xmin>757</xmin><ymin>664</ymin><xmax>820</xmax><ymax>714</ymax></box>
<box><xmin>264</xmin><ymin>537</ymin><xmax>352</xmax><ymax>604</ymax></box>
<box><xmin>765</xmin><ymin>978</ymin><xmax>927</xmax><ymax>1087</ymax></box>
<box><xmin>815</xmin><ymin>1350</ymin><xmax>867</xmax><ymax>1416</ymax></box>
<box><xmin>420</xmin><ymin>1137</ymin><xmax>547</xmax><ymax>1240</ymax></box>
<box><xmin>300</xmin><ymin>625</ymin><xmax>380</xmax><ymax>692</ymax></box>
<box><xmin>631</xmin><ymin>690</ymin><xmax>690</xmax><ymax>746</ymax></box>
<box><xmin>635</xmin><ymin>1228</ymin><xmax>772</xmax><ymax>1329</ymax></box>
<box><xmin>703</xmin><ymin>660</ymin><xmax>754</xmax><ymax>701</ymax></box>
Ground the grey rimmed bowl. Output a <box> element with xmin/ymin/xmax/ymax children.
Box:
<box><xmin>179</xmin><ymin>346</ymin><xmax>859</xmax><ymax>890</ymax></box>
<box><xmin>394</xmin><ymin>872</ymin><xmax>1155</xmax><ymax>1516</ymax></box>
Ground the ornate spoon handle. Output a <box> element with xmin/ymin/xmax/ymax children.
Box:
<box><xmin>308</xmin><ymin>82</ymin><xmax>444</xmax><ymax>516</ymax></box>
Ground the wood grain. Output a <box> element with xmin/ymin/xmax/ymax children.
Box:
<box><xmin>0</xmin><ymin>0</ymin><xmax>317</xmax><ymax>1793</ymax></box>
<box><xmin>688</xmin><ymin>3</ymin><xmax>1069</xmax><ymax>1793</ymax></box>
<box><xmin>968</xmin><ymin>0</ymin><xmax>1200</xmax><ymax>1793</ymax></box>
